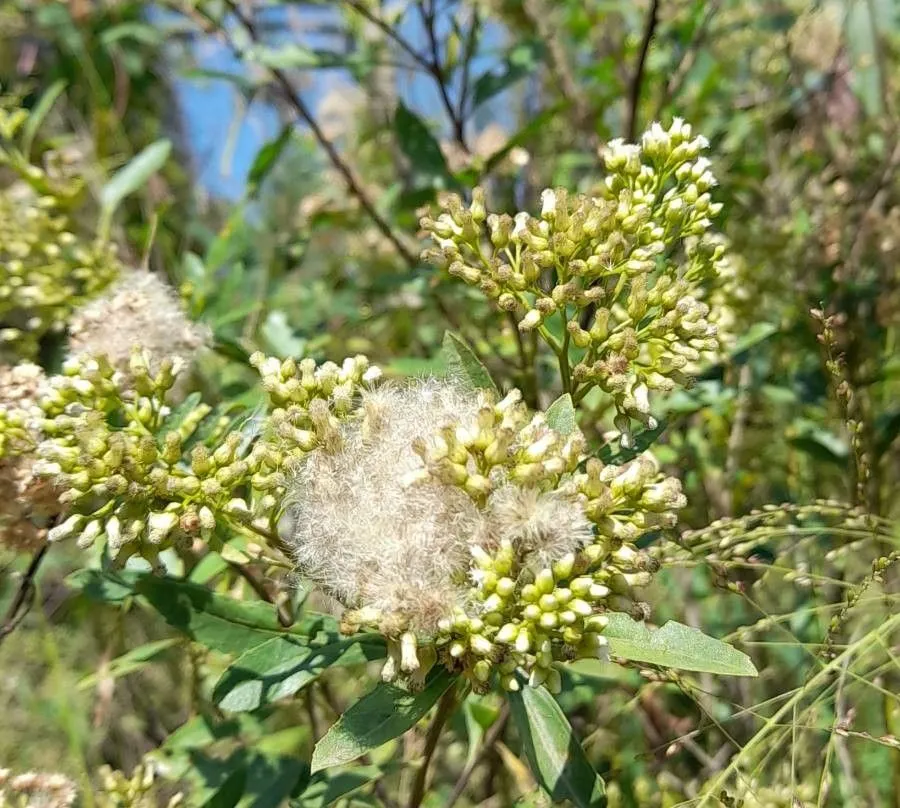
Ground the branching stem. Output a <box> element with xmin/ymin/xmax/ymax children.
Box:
<box><xmin>408</xmin><ymin>684</ymin><xmax>462</xmax><ymax>808</ymax></box>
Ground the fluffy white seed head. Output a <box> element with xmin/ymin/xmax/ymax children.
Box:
<box><xmin>67</xmin><ymin>271</ymin><xmax>209</xmax><ymax>380</ymax></box>
<box><xmin>285</xmin><ymin>380</ymin><xmax>487</xmax><ymax>634</ymax></box>
<box><xmin>481</xmin><ymin>485</ymin><xmax>594</xmax><ymax>570</ymax></box>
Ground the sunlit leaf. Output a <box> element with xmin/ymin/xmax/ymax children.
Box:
<box><xmin>508</xmin><ymin>682</ymin><xmax>606</xmax><ymax>807</ymax></box>
<box><xmin>22</xmin><ymin>79</ymin><xmax>66</xmax><ymax>154</ymax></box>
<box><xmin>77</xmin><ymin>637</ymin><xmax>180</xmax><ymax>691</ymax></box>
<box><xmin>311</xmin><ymin>669</ymin><xmax>457</xmax><ymax>772</ymax></box>
<box><xmin>604</xmin><ymin>613</ymin><xmax>758</xmax><ymax>676</ymax></box>
<box><xmin>247</xmin><ymin>126</ymin><xmax>293</xmax><ymax>196</ymax></box>
<box><xmin>442</xmin><ymin>331</ymin><xmax>498</xmax><ymax>393</ymax></box>
<box><xmin>100</xmin><ymin>138</ymin><xmax>172</xmax><ymax>216</ymax></box>
<box><xmin>214</xmin><ymin>632</ymin><xmax>385</xmax><ymax>712</ymax></box>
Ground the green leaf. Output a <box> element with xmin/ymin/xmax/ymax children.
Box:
<box><xmin>162</xmin><ymin>715</ymin><xmax>248</xmax><ymax>753</ymax></box>
<box><xmin>202</xmin><ymin>768</ymin><xmax>246</xmax><ymax>808</ymax></box>
<box><xmin>508</xmin><ymin>683</ymin><xmax>606</xmax><ymax>807</ymax></box>
<box><xmin>311</xmin><ymin>669</ymin><xmax>457</xmax><ymax>773</ymax></box>
<box><xmin>239</xmin><ymin>753</ymin><xmax>308</xmax><ymax>808</ymax></box>
<box><xmin>77</xmin><ymin>637</ymin><xmax>180</xmax><ymax>691</ymax></box>
<box><xmin>294</xmin><ymin>765</ymin><xmax>384</xmax><ymax>808</ymax></box>
<box><xmin>442</xmin><ymin>331</ymin><xmax>498</xmax><ymax>393</ymax></box>
<box><xmin>260</xmin><ymin>310</ymin><xmax>306</xmax><ymax>359</ymax></box>
<box><xmin>186</xmin><ymin>746</ymin><xmax>307</xmax><ymax>807</ymax></box>
<box><xmin>546</xmin><ymin>394</ymin><xmax>577</xmax><ymax>435</ymax></box>
<box><xmin>247</xmin><ymin>126</ymin><xmax>293</xmax><ymax>196</ymax></box>
<box><xmin>22</xmin><ymin>79</ymin><xmax>66</xmax><ymax>155</ymax></box>
<box><xmin>603</xmin><ymin>613</ymin><xmax>758</xmax><ymax>676</ymax></box>
<box><xmin>71</xmin><ymin>569</ymin><xmax>363</xmax><ymax>658</ymax></box>
<box><xmin>136</xmin><ymin>574</ymin><xmax>305</xmax><ymax>656</ymax></box>
<box><xmin>214</xmin><ymin>632</ymin><xmax>385</xmax><ymax>712</ymax></box>
<box><xmin>100</xmin><ymin>22</ymin><xmax>164</xmax><ymax>48</ymax></box>
<box><xmin>472</xmin><ymin>41</ymin><xmax>544</xmax><ymax>109</ymax></box>
<box><xmin>394</xmin><ymin>103</ymin><xmax>451</xmax><ymax>184</ymax></box>
<box><xmin>726</xmin><ymin>321</ymin><xmax>779</xmax><ymax>358</ymax></box>
<box><xmin>100</xmin><ymin>138</ymin><xmax>172</xmax><ymax>216</ymax></box>
<box><xmin>248</xmin><ymin>44</ymin><xmax>321</xmax><ymax>69</ymax></box>
<box><xmin>67</xmin><ymin>567</ymin><xmax>137</xmax><ymax>603</ymax></box>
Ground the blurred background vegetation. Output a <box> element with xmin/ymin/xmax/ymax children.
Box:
<box><xmin>1</xmin><ymin>0</ymin><xmax>899</xmax><ymax>805</ymax></box>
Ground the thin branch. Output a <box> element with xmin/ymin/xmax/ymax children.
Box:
<box><xmin>444</xmin><ymin>702</ymin><xmax>510</xmax><ymax>808</ymax></box>
<box><xmin>305</xmin><ymin>687</ymin><xmax>322</xmax><ymax>740</ymax></box>
<box><xmin>408</xmin><ymin>685</ymin><xmax>459</xmax><ymax>808</ymax></box>
<box><xmin>341</xmin><ymin>0</ymin><xmax>432</xmax><ymax>72</ymax></box>
<box><xmin>228</xmin><ymin>560</ymin><xmax>294</xmax><ymax>627</ymax></box>
<box><xmin>417</xmin><ymin>0</ymin><xmax>468</xmax><ymax>151</ymax></box>
<box><xmin>456</xmin><ymin>8</ymin><xmax>481</xmax><ymax>124</ymax></box>
<box><xmin>0</xmin><ymin>543</ymin><xmax>50</xmax><ymax>645</ymax></box>
<box><xmin>626</xmin><ymin>0</ymin><xmax>661</xmax><ymax>142</ymax></box>
<box><xmin>722</xmin><ymin>362</ymin><xmax>753</xmax><ymax>517</ymax></box>
<box><xmin>220</xmin><ymin>0</ymin><xmax>419</xmax><ymax>268</ymax></box>
<box><xmin>507</xmin><ymin>311</ymin><xmax>537</xmax><ymax>408</ymax></box>
<box><xmin>344</xmin><ymin>0</ymin><xmax>471</xmax><ymax>153</ymax></box>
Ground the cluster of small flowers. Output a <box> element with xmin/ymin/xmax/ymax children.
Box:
<box><xmin>0</xmin><ymin>100</ymin><xmax>121</xmax><ymax>363</ymax></box>
<box><xmin>426</xmin><ymin>428</ymin><xmax>681</xmax><ymax>692</ymax></box>
<box><xmin>0</xmin><ymin>338</ymin><xmax>386</xmax><ymax>565</ymax></box>
<box><xmin>95</xmin><ymin>762</ymin><xmax>182</xmax><ymax>808</ymax></box>
<box><xmin>420</xmin><ymin>119</ymin><xmax>727</xmax><ymax>431</ymax></box>
<box><xmin>286</xmin><ymin>379</ymin><xmax>685</xmax><ymax>693</ymax></box>
<box><xmin>0</xmin><ymin>767</ymin><xmax>76</xmax><ymax>808</ymax></box>
<box><xmin>0</xmin><ymin>262</ymin><xmax>223</xmax><ymax>559</ymax></box>
<box><xmin>0</xmin><ymin>363</ymin><xmax>60</xmax><ymax>553</ymax></box>
<box><xmin>250</xmin><ymin>350</ymin><xmax>382</xmax><ymax>483</ymax></box>
<box><xmin>0</xmin><ymin>182</ymin><xmax>120</xmax><ymax>361</ymax></box>
<box><xmin>30</xmin><ymin>352</ymin><xmax>244</xmax><ymax>565</ymax></box>
<box><xmin>409</xmin><ymin>388</ymin><xmax>583</xmax><ymax>504</ymax></box>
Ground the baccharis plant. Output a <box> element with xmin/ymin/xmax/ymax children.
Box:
<box><xmin>0</xmin><ymin>95</ymin><xmax>121</xmax><ymax>364</ymax></box>
<box><xmin>0</xmin><ymin>114</ymin><xmax>759</xmax><ymax>804</ymax></box>
<box><xmin>420</xmin><ymin>118</ymin><xmax>728</xmax><ymax>443</ymax></box>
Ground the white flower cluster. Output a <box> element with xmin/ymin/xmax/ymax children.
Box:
<box><xmin>283</xmin><ymin>378</ymin><xmax>685</xmax><ymax>691</ymax></box>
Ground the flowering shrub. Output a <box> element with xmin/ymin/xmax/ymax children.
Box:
<box><xmin>0</xmin><ymin>97</ymin><xmax>767</xmax><ymax>805</ymax></box>
<box><xmin>421</xmin><ymin>119</ymin><xmax>726</xmax><ymax>438</ymax></box>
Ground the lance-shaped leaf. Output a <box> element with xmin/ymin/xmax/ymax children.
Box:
<box><xmin>311</xmin><ymin>669</ymin><xmax>457</xmax><ymax>772</ymax></box>
<box><xmin>604</xmin><ymin>613</ymin><xmax>758</xmax><ymax>676</ymax></box>
<box><xmin>442</xmin><ymin>331</ymin><xmax>498</xmax><ymax>393</ymax></box>
<box><xmin>296</xmin><ymin>764</ymin><xmax>386</xmax><ymax>808</ymax></box>
<box><xmin>100</xmin><ymin>138</ymin><xmax>171</xmax><ymax>215</ymax></box>
<box><xmin>214</xmin><ymin>632</ymin><xmax>385</xmax><ymax>712</ymax></box>
<box><xmin>508</xmin><ymin>682</ymin><xmax>606</xmax><ymax>807</ymax></box>
<box><xmin>394</xmin><ymin>103</ymin><xmax>451</xmax><ymax>185</ymax></box>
